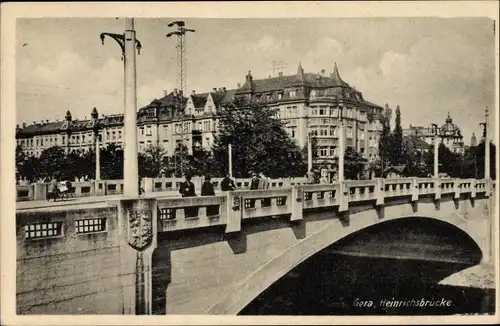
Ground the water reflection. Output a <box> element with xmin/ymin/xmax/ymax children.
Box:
<box><xmin>240</xmin><ymin>253</ymin><xmax>495</xmax><ymax>315</ymax></box>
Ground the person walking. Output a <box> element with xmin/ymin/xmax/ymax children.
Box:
<box><xmin>201</xmin><ymin>175</ymin><xmax>219</xmax><ymax>216</ymax></box>
<box><xmin>179</xmin><ymin>174</ymin><xmax>197</xmax><ymax>217</ymax></box>
<box><xmin>258</xmin><ymin>172</ymin><xmax>271</xmax><ymax>206</ymax></box>
<box><xmin>248</xmin><ymin>173</ymin><xmax>260</xmax><ymax>208</ymax></box>
<box><xmin>47</xmin><ymin>175</ymin><xmax>58</xmax><ymax>201</ymax></box>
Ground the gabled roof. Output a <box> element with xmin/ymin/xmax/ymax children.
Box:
<box><xmin>191</xmin><ymin>93</ymin><xmax>208</xmax><ymax>108</ymax></box>
<box><xmin>236</xmin><ymin>63</ymin><xmax>352</xmax><ymax>95</ymax></box>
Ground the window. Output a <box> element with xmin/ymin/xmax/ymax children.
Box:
<box><xmin>140</xmin><ymin>127</ymin><xmax>144</xmax><ymax>136</ymax></box>
<box><xmin>289</xmin><ymin>90</ymin><xmax>296</xmax><ymax>98</ymax></box>
<box><xmin>146</xmin><ymin>126</ymin><xmax>152</xmax><ymax>136</ymax></box>
<box><xmin>291</xmin><ymin>129</ymin><xmax>295</xmax><ymax>138</ymax></box>
<box><xmin>256</xmin><ymin>94</ymin><xmax>261</xmax><ymax>101</ymax></box>
<box><xmin>162</xmin><ymin>125</ymin><xmax>168</xmax><ymax>134</ymax></box>
<box><xmin>24</xmin><ymin>222</ymin><xmax>63</xmax><ymax>239</ymax></box>
<box><xmin>75</xmin><ymin>218</ymin><xmax>106</xmax><ymax>234</ymax></box>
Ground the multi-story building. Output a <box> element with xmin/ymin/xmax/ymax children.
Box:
<box><xmin>16</xmin><ymin>63</ymin><xmax>385</xmax><ymax>173</ymax></box>
<box><xmin>402</xmin><ymin>113</ymin><xmax>465</xmax><ymax>155</ymax></box>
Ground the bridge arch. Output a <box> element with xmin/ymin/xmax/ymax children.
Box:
<box><xmin>206</xmin><ymin>203</ymin><xmax>485</xmax><ymax>315</ymax></box>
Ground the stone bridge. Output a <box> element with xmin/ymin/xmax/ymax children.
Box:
<box><xmin>16</xmin><ymin>177</ymin><xmax>495</xmax><ymax>315</ymax></box>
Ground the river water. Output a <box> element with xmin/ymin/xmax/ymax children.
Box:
<box><xmin>239</xmin><ymin>253</ymin><xmax>495</xmax><ymax>315</ymax></box>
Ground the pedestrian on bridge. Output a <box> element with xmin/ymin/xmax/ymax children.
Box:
<box><xmin>180</xmin><ymin>174</ymin><xmax>197</xmax><ymax>218</ymax></box>
<box><xmin>248</xmin><ymin>173</ymin><xmax>260</xmax><ymax>208</ymax></box>
<box><xmin>221</xmin><ymin>174</ymin><xmax>236</xmax><ymax>191</ymax></box>
<box><xmin>47</xmin><ymin>175</ymin><xmax>58</xmax><ymax>202</ymax></box>
<box><xmin>201</xmin><ymin>175</ymin><xmax>219</xmax><ymax>217</ymax></box>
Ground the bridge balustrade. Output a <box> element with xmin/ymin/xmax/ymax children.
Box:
<box><xmin>417</xmin><ymin>178</ymin><xmax>435</xmax><ymax>195</ymax></box>
<box><xmin>302</xmin><ymin>183</ymin><xmax>341</xmax><ymax>208</ymax></box>
<box><xmin>239</xmin><ymin>188</ymin><xmax>292</xmax><ymax>219</ymax></box>
<box><xmin>106</xmin><ymin>180</ymin><xmax>124</xmax><ymax>195</ymax></box>
<box><xmin>16</xmin><ymin>184</ymin><xmax>33</xmax><ymax>201</ymax></box>
<box><xmin>157</xmin><ymin>195</ymin><xmax>228</xmax><ymax>232</ymax></box>
<box><xmin>381</xmin><ymin>178</ymin><xmax>413</xmax><ymax>198</ymax></box>
<box><xmin>347</xmin><ymin>180</ymin><xmax>377</xmax><ymax>202</ymax></box>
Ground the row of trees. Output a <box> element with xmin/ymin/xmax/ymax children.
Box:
<box><xmin>374</xmin><ymin>104</ymin><xmax>495</xmax><ymax>179</ymax></box>
<box><xmin>16</xmin><ymin>100</ymin><xmax>493</xmax><ymax>182</ymax></box>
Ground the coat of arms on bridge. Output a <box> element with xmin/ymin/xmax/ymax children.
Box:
<box><xmin>127</xmin><ymin>200</ymin><xmax>153</xmax><ymax>251</ymax></box>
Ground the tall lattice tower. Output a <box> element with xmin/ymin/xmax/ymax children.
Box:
<box><xmin>166</xmin><ymin>21</ymin><xmax>195</xmax><ymax>108</ymax></box>
<box><xmin>166</xmin><ymin>21</ymin><xmax>195</xmax><ymax>176</ymax></box>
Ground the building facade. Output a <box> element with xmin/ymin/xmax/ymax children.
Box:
<box><xmin>16</xmin><ymin>63</ymin><xmax>385</xmax><ymax>172</ymax></box>
<box><xmin>402</xmin><ymin>113</ymin><xmax>465</xmax><ymax>155</ymax></box>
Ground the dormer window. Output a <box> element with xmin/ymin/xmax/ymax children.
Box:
<box><xmin>256</xmin><ymin>94</ymin><xmax>261</xmax><ymax>102</ymax></box>
<box><xmin>278</xmin><ymin>92</ymin><xmax>283</xmax><ymax>100</ymax></box>
<box><xmin>289</xmin><ymin>90</ymin><xmax>296</xmax><ymax>98</ymax></box>
<box><xmin>266</xmin><ymin>94</ymin><xmax>272</xmax><ymax>101</ymax></box>
<box><xmin>147</xmin><ymin>109</ymin><xmax>155</xmax><ymax>118</ymax></box>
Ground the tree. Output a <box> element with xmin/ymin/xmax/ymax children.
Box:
<box><xmin>344</xmin><ymin>148</ymin><xmax>366</xmax><ymax>180</ymax></box>
<box><xmin>36</xmin><ymin>146</ymin><xmax>66</xmax><ymax>180</ymax></box>
<box><xmin>388</xmin><ymin>105</ymin><xmax>403</xmax><ymax>166</ymax></box>
<box><xmin>191</xmin><ymin>147</ymin><xmax>215</xmax><ymax>177</ymax></box>
<box><xmin>462</xmin><ymin>141</ymin><xmax>496</xmax><ymax>179</ymax></box>
<box><xmin>170</xmin><ymin>143</ymin><xmax>194</xmax><ymax>177</ymax></box>
<box><xmin>139</xmin><ymin>144</ymin><xmax>168</xmax><ymax>178</ymax></box>
<box><xmin>211</xmin><ymin>99</ymin><xmax>306</xmax><ymax>178</ymax></box>
<box><xmin>379</xmin><ymin>104</ymin><xmax>392</xmax><ymax>172</ymax></box>
<box><xmin>100</xmin><ymin>143</ymin><xmax>124</xmax><ymax>179</ymax></box>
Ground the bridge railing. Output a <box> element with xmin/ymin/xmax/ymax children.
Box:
<box><xmin>152</xmin><ymin>178</ymin><xmax>493</xmax><ymax>233</ymax></box>
<box><xmin>157</xmin><ymin>195</ymin><xmax>228</xmax><ymax>232</ymax></box>
<box><xmin>16</xmin><ymin>176</ymin><xmax>491</xmax><ymax>203</ymax></box>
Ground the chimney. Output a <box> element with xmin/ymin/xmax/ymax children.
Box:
<box><xmin>279</xmin><ymin>72</ymin><xmax>283</xmax><ymax>78</ymax></box>
<box><xmin>33</xmin><ymin>121</ymin><xmax>36</xmax><ymax>125</ymax></box>
<box><xmin>16</xmin><ymin>124</ymin><xmax>19</xmax><ymax>129</ymax></box>
<box><xmin>213</xmin><ymin>88</ymin><xmax>217</xmax><ymax>92</ymax></box>
<box><xmin>321</xmin><ymin>69</ymin><xmax>325</xmax><ymax>76</ymax></box>
<box><xmin>222</xmin><ymin>87</ymin><xmax>226</xmax><ymax>92</ymax></box>
<box><xmin>173</xmin><ymin>88</ymin><xmax>178</xmax><ymax>96</ymax></box>
<box><xmin>237</xmin><ymin>83</ymin><xmax>241</xmax><ymax>88</ymax></box>
<box><xmin>192</xmin><ymin>90</ymin><xmax>196</xmax><ymax>95</ymax></box>
<box><xmin>22</xmin><ymin>122</ymin><xmax>26</xmax><ymax>128</ymax></box>
<box><xmin>163</xmin><ymin>89</ymin><xmax>168</xmax><ymax>96</ymax></box>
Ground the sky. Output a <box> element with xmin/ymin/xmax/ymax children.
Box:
<box><xmin>16</xmin><ymin>17</ymin><xmax>496</xmax><ymax>143</ymax></box>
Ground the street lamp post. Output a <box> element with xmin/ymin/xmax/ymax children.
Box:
<box><xmin>94</xmin><ymin>129</ymin><xmax>101</xmax><ymax>181</ymax></box>
<box><xmin>307</xmin><ymin>132</ymin><xmax>313</xmax><ymax>172</ymax></box>
<box><xmin>483</xmin><ymin>107</ymin><xmax>490</xmax><ymax>180</ymax></box>
<box><xmin>228</xmin><ymin>143</ymin><xmax>233</xmax><ymax>178</ymax></box>
<box><xmin>100</xmin><ymin>18</ymin><xmax>142</xmax><ymax>197</ymax></box>
<box><xmin>430</xmin><ymin>123</ymin><xmax>439</xmax><ymax>178</ymax></box>
<box><xmin>338</xmin><ymin>104</ymin><xmax>345</xmax><ymax>182</ymax></box>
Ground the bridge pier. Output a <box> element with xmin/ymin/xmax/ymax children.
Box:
<box><xmin>117</xmin><ymin>198</ymin><xmax>158</xmax><ymax>314</ymax></box>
